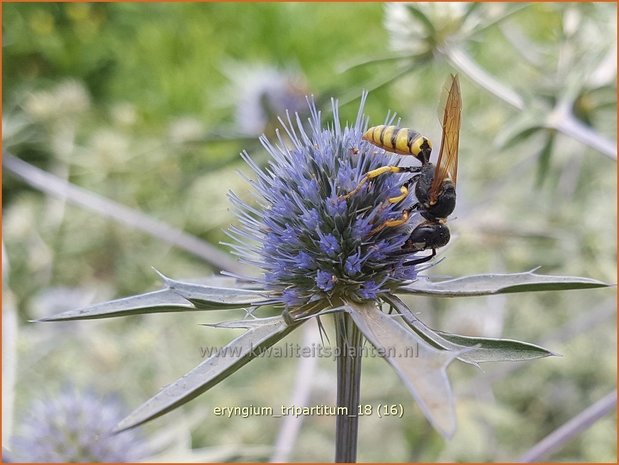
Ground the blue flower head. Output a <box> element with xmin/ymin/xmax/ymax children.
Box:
<box><xmin>228</xmin><ymin>95</ymin><xmax>425</xmax><ymax>314</ymax></box>
<box><xmin>10</xmin><ymin>386</ymin><xmax>147</xmax><ymax>462</ymax></box>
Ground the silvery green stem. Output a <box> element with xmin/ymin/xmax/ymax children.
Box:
<box><xmin>334</xmin><ymin>312</ymin><xmax>363</xmax><ymax>463</ymax></box>
<box><xmin>518</xmin><ymin>389</ymin><xmax>617</xmax><ymax>462</ymax></box>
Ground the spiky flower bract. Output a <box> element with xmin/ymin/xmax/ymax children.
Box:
<box><xmin>228</xmin><ymin>95</ymin><xmax>428</xmax><ymax>316</ymax></box>
<box><xmin>11</xmin><ymin>387</ymin><xmax>147</xmax><ymax>463</ymax></box>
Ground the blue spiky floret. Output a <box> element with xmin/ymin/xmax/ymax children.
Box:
<box><xmin>227</xmin><ymin>95</ymin><xmax>426</xmax><ymax>312</ymax></box>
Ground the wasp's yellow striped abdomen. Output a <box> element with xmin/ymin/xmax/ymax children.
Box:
<box><xmin>362</xmin><ymin>125</ymin><xmax>432</xmax><ymax>159</ymax></box>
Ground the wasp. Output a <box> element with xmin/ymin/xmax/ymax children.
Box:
<box><xmin>343</xmin><ymin>74</ymin><xmax>462</xmax><ymax>266</ymax></box>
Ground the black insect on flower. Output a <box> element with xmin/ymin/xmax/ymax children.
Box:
<box><xmin>227</xmin><ymin>93</ymin><xmax>428</xmax><ymax>319</ymax></box>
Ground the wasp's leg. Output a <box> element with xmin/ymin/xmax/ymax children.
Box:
<box><xmin>403</xmin><ymin>248</ymin><xmax>436</xmax><ymax>266</ymax></box>
<box><xmin>387</xmin><ymin>173</ymin><xmax>421</xmax><ymax>204</ymax></box>
<box><xmin>341</xmin><ymin>165</ymin><xmax>420</xmax><ymax>200</ymax></box>
<box><xmin>341</xmin><ymin>166</ymin><xmax>400</xmax><ymax>200</ymax></box>
<box><xmin>370</xmin><ymin>206</ymin><xmax>414</xmax><ymax>235</ymax></box>
<box><xmin>371</xmin><ymin>198</ymin><xmax>427</xmax><ymax>234</ymax></box>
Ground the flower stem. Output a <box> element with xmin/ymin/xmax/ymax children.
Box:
<box><xmin>334</xmin><ymin>312</ymin><xmax>363</xmax><ymax>463</ymax></box>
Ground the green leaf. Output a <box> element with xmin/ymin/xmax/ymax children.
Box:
<box><xmin>155</xmin><ymin>270</ymin><xmax>269</xmax><ymax>309</ymax></box>
<box><xmin>37</xmin><ymin>272</ymin><xmax>272</xmax><ymax>321</ymax></box>
<box><xmin>435</xmin><ymin>332</ymin><xmax>558</xmax><ymax>362</ymax></box>
<box><xmin>115</xmin><ymin>316</ymin><xmax>300</xmax><ymax>432</ymax></box>
<box><xmin>36</xmin><ymin>289</ymin><xmax>195</xmax><ymax>321</ymax></box>
<box><xmin>382</xmin><ymin>294</ymin><xmax>461</xmax><ymax>352</ymax></box>
<box><xmin>383</xmin><ymin>294</ymin><xmax>557</xmax><ymax>364</ymax></box>
<box><xmin>204</xmin><ymin>318</ymin><xmax>285</xmax><ymax>329</ymax></box>
<box><xmin>398</xmin><ymin>271</ymin><xmax>610</xmax><ymax>297</ymax></box>
<box><xmin>345</xmin><ymin>300</ymin><xmax>462</xmax><ymax>438</ymax></box>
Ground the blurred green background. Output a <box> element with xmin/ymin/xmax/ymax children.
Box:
<box><xmin>3</xmin><ymin>2</ymin><xmax>616</xmax><ymax>462</ymax></box>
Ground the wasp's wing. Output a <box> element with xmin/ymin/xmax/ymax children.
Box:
<box><xmin>430</xmin><ymin>74</ymin><xmax>462</xmax><ymax>204</ymax></box>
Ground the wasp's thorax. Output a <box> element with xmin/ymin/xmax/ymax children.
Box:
<box><xmin>426</xmin><ymin>179</ymin><xmax>456</xmax><ymax>220</ymax></box>
<box><xmin>414</xmin><ymin>164</ymin><xmax>456</xmax><ymax>219</ymax></box>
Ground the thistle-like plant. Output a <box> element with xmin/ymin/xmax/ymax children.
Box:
<box><xmin>40</xmin><ymin>93</ymin><xmax>608</xmax><ymax>461</ymax></box>
<box><xmin>10</xmin><ymin>386</ymin><xmax>147</xmax><ymax>463</ymax></box>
